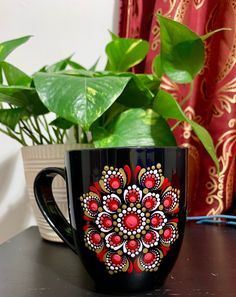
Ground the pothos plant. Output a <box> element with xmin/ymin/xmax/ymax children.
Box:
<box><xmin>0</xmin><ymin>15</ymin><xmax>224</xmax><ymax>172</ymax></box>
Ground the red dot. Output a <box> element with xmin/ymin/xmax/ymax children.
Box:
<box><xmin>88</xmin><ymin>201</ymin><xmax>98</xmax><ymax>212</ymax></box>
<box><xmin>127</xmin><ymin>240</ymin><xmax>138</xmax><ymax>250</ymax></box>
<box><xmin>111</xmin><ymin>254</ymin><xmax>122</xmax><ymax>265</ymax></box>
<box><xmin>163</xmin><ymin>228</ymin><xmax>172</xmax><ymax>239</ymax></box>
<box><xmin>112</xmin><ymin>235</ymin><xmax>122</xmax><ymax>245</ymax></box>
<box><xmin>163</xmin><ymin>196</ymin><xmax>172</xmax><ymax>208</ymax></box>
<box><xmin>128</xmin><ymin>193</ymin><xmax>137</xmax><ymax>203</ymax></box>
<box><xmin>143</xmin><ymin>252</ymin><xmax>155</xmax><ymax>264</ymax></box>
<box><xmin>108</xmin><ymin>200</ymin><xmax>119</xmax><ymax>211</ymax></box>
<box><xmin>103</xmin><ymin>217</ymin><xmax>112</xmax><ymax>228</ymax></box>
<box><xmin>151</xmin><ymin>216</ymin><xmax>161</xmax><ymax>227</ymax></box>
<box><xmin>144</xmin><ymin>232</ymin><xmax>154</xmax><ymax>242</ymax></box>
<box><xmin>144</xmin><ymin>177</ymin><xmax>155</xmax><ymax>189</ymax></box>
<box><xmin>91</xmin><ymin>233</ymin><xmax>101</xmax><ymax>244</ymax></box>
<box><xmin>109</xmin><ymin>177</ymin><xmax>121</xmax><ymax>189</ymax></box>
<box><xmin>144</xmin><ymin>198</ymin><xmax>154</xmax><ymax>209</ymax></box>
<box><xmin>124</xmin><ymin>214</ymin><xmax>140</xmax><ymax>229</ymax></box>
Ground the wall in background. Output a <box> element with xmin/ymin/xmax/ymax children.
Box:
<box><xmin>0</xmin><ymin>0</ymin><xmax>118</xmax><ymax>243</ymax></box>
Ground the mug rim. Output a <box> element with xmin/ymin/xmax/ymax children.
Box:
<box><xmin>66</xmin><ymin>146</ymin><xmax>188</xmax><ymax>153</ymax></box>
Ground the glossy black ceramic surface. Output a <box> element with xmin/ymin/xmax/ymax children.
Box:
<box><xmin>34</xmin><ymin>147</ymin><xmax>187</xmax><ymax>293</ymax></box>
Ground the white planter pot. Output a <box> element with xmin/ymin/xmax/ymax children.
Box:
<box><xmin>22</xmin><ymin>143</ymin><xmax>91</xmax><ymax>242</ymax></box>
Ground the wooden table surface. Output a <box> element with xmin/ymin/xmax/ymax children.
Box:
<box><xmin>0</xmin><ymin>223</ymin><xmax>235</xmax><ymax>297</ymax></box>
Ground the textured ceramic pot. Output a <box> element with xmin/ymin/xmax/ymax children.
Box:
<box><xmin>34</xmin><ymin>147</ymin><xmax>187</xmax><ymax>292</ymax></box>
<box><xmin>22</xmin><ymin>144</ymin><xmax>91</xmax><ymax>242</ymax></box>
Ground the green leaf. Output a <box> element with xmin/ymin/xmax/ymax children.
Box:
<box><xmin>1</xmin><ymin>62</ymin><xmax>31</xmax><ymax>86</ymax></box>
<box><xmin>153</xmin><ymin>90</ymin><xmax>219</xmax><ymax>172</ymax></box>
<box><xmin>201</xmin><ymin>28</ymin><xmax>231</xmax><ymax>41</ymax></box>
<box><xmin>67</xmin><ymin>60</ymin><xmax>86</xmax><ymax>70</ymax></box>
<box><xmin>0</xmin><ymin>86</ymin><xmax>48</xmax><ymax>115</ymax></box>
<box><xmin>89</xmin><ymin>58</ymin><xmax>100</xmax><ymax>71</ymax></box>
<box><xmin>0</xmin><ymin>36</ymin><xmax>32</xmax><ymax>61</ymax></box>
<box><xmin>117</xmin><ymin>73</ymin><xmax>159</xmax><ymax>108</ymax></box>
<box><xmin>93</xmin><ymin>108</ymin><xmax>176</xmax><ymax>147</ymax></box>
<box><xmin>0</xmin><ymin>107</ymin><xmax>27</xmax><ymax>130</ymax></box>
<box><xmin>152</xmin><ymin>55</ymin><xmax>163</xmax><ymax>79</ymax></box>
<box><xmin>34</xmin><ymin>72</ymin><xmax>131</xmax><ymax>131</ymax></box>
<box><xmin>105</xmin><ymin>38</ymin><xmax>149</xmax><ymax>72</ymax></box>
<box><xmin>158</xmin><ymin>15</ymin><xmax>204</xmax><ymax>83</ymax></box>
<box><xmin>108</xmin><ymin>30</ymin><xmax>119</xmax><ymax>41</ymax></box>
<box><xmin>46</xmin><ymin>55</ymin><xmax>73</xmax><ymax>72</ymax></box>
<box><xmin>50</xmin><ymin>117</ymin><xmax>74</xmax><ymax>129</ymax></box>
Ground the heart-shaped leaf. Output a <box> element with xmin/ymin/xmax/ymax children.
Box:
<box><xmin>153</xmin><ymin>90</ymin><xmax>219</xmax><ymax>172</ymax></box>
<box><xmin>0</xmin><ymin>36</ymin><xmax>32</xmax><ymax>61</ymax></box>
<box><xmin>50</xmin><ymin>117</ymin><xmax>74</xmax><ymax>129</ymax></box>
<box><xmin>106</xmin><ymin>38</ymin><xmax>149</xmax><ymax>72</ymax></box>
<box><xmin>158</xmin><ymin>15</ymin><xmax>204</xmax><ymax>83</ymax></box>
<box><xmin>93</xmin><ymin>108</ymin><xmax>176</xmax><ymax>147</ymax></box>
<box><xmin>0</xmin><ymin>107</ymin><xmax>27</xmax><ymax>130</ymax></box>
<box><xmin>34</xmin><ymin>72</ymin><xmax>131</xmax><ymax>131</ymax></box>
<box><xmin>1</xmin><ymin>62</ymin><xmax>32</xmax><ymax>86</ymax></box>
<box><xmin>0</xmin><ymin>86</ymin><xmax>48</xmax><ymax>115</ymax></box>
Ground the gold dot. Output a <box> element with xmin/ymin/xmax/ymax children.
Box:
<box><xmin>154</xmin><ymin>267</ymin><xmax>158</xmax><ymax>271</ymax></box>
<box><xmin>119</xmin><ymin>232</ymin><xmax>123</xmax><ymax>236</ymax></box>
<box><xmin>151</xmin><ymin>166</ymin><xmax>155</xmax><ymax>170</ymax></box>
<box><xmin>122</xmin><ymin>205</ymin><xmax>127</xmax><ymax>209</ymax></box>
<box><xmin>130</xmin><ymin>203</ymin><xmax>134</xmax><ymax>207</ymax></box>
<box><xmin>157</xmin><ymin>163</ymin><xmax>161</xmax><ymax>169</ymax></box>
<box><xmin>136</xmin><ymin>234</ymin><xmax>141</xmax><ymax>239</ymax></box>
<box><xmin>100</xmin><ymin>233</ymin><xmax>105</xmax><ymax>238</ymax></box>
<box><xmin>159</xmin><ymin>205</ymin><xmax>164</xmax><ymax>211</ymax></box>
<box><xmin>124</xmin><ymin>235</ymin><xmax>128</xmax><ymax>240</ymax></box>
<box><xmin>146</xmin><ymin>219</ymin><xmax>150</xmax><ymax>224</ymax></box>
<box><xmin>80</xmin><ymin>197</ymin><xmax>83</xmax><ymax>201</ymax></box>
<box><xmin>142</xmin><ymin>207</ymin><xmax>147</xmax><ymax>212</ymax></box>
<box><xmin>110</xmin><ymin>166</ymin><xmax>114</xmax><ymax>170</ymax></box>
<box><xmin>130</xmin><ymin>235</ymin><xmax>135</xmax><ymax>239</ymax></box>
<box><xmin>143</xmin><ymin>188</ymin><xmax>148</xmax><ymax>194</ymax></box>
<box><xmin>159</xmin><ymin>169</ymin><xmax>162</xmax><ymax>173</ymax></box>
<box><xmin>137</xmin><ymin>204</ymin><xmax>141</xmax><ymax>208</ymax></box>
<box><xmin>102</xmin><ymin>171</ymin><xmax>106</xmax><ymax>175</ymax></box>
<box><xmin>145</xmin><ymin>212</ymin><xmax>150</xmax><ymax>217</ymax></box>
<box><xmin>98</xmin><ymin>207</ymin><xmax>103</xmax><ymax>212</ymax></box>
<box><xmin>104</xmin><ymin>166</ymin><xmax>109</xmax><ymax>170</ymax></box>
<box><xmin>113</xmin><ymin>214</ymin><xmax>118</xmax><ymax>219</ymax></box>
<box><xmin>117</xmin><ymin>208</ymin><xmax>122</xmax><ymax>213</ymax></box>
<box><xmin>118</xmin><ymin>250</ymin><xmax>123</xmax><ymax>255</ymax></box>
<box><xmin>143</xmin><ymin>248</ymin><xmax>148</xmax><ymax>253</ymax></box>
<box><xmin>109</xmin><ymin>271</ymin><xmax>114</xmax><ymax>275</ymax></box>
<box><xmin>115</xmin><ymin>227</ymin><xmax>119</xmax><ymax>232</ymax></box>
<box><xmin>147</xmin><ymin>167</ymin><xmax>150</xmax><ymax>170</ymax></box>
<box><xmin>117</xmin><ymin>189</ymin><xmax>122</xmax><ymax>194</ymax></box>
<box><xmin>113</xmin><ymin>221</ymin><xmax>117</xmax><ymax>226</ymax></box>
<box><xmin>145</xmin><ymin>225</ymin><xmax>150</xmax><ymax>230</ymax></box>
<box><xmin>159</xmin><ymin>229</ymin><xmax>163</xmax><ymax>235</ymax></box>
<box><xmin>142</xmin><ymin>230</ymin><xmax>146</xmax><ymax>235</ymax></box>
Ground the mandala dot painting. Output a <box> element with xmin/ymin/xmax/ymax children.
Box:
<box><xmin>80</xmin><ymin>163</ymin><xmax>180</xmax><ymax>274</ymax></box>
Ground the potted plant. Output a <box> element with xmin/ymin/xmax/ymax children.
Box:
<box><xmin>0</xmin><ymin>15</ymin><xmax>221</xmax><ymax>241</ymax></box>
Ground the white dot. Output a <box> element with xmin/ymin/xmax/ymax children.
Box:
<box><xmin>128</xmin><ymin>231</ymin><xmax>131</xmax><ymax>235</ymax></box>
<box><xmin>132</xmin><ymin>207</ymin><xmax>137</xmax><ymax>211</ymax></box>
<box><xmin>117</xmin><ymin>218</ymin><xmax>121</xmax><ymax>222</ymax></box>
<box><xmin>127</xmin><ymin>207</ymin><xmax>131</xmax><ymax>211</ymax></box>
<box><xmin>108</xmin><ymin>170</ymin><xmax>111</xmax><ymax>174</ymax></box>
<box><xmin>117</xmin><ymin>223</ymin><xmax>121</xmax><ymax>227</ymax></box>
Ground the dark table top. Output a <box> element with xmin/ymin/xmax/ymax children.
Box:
<box><xmin>0</xmin><ymin>223</ymin><xmax>235</xmax><ymax>297</ymax></box>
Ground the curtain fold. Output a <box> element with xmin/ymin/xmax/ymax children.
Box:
<box><xmin>119</xmin><ymin>0</ymin><xmax>236</xmax><ymax>215</ymax></box>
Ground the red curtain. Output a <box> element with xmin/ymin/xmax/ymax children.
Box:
<box><xmin>119</xmin><ymin>0</ymin><xmax>236</xmax><ymax>216</ymax></box>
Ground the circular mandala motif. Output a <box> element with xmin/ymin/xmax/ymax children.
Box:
<box><xmin>80</xmin><ymin>163</ymin><xmax>180</xmax><ymax>274</ymax></box>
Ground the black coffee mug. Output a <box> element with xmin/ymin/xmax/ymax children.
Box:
<box><xmin>34</xmin><ymin>147</ymin><xmax>187</xmax><ymax>293</ymax></box>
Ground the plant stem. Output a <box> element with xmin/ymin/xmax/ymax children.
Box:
<box><xmin>171</xmin><ymin>82</ymin><xmax>194</xmax><ymax>131</ymax></box>
<box><xmin>0</xmin><ymin>126</ymin><xmax>26</xmax><ymax>145</ymax></box>
<box><xmin>180</xmin><ymin>81</ymin><xmax>193</xmax><ymax>106</ymax></box>
<box><xmin>20</xmin><ymin>120</ymin><xmax>41</xmax><ymax>144</ymax></box>
<box><xmin>40</xmin><ymin>115</ymin><xmax>55</xmax><ymax>143</ymax></box>
<box><xmin>74</xmin><ymin>125</ymin><xmax>79</xmax><ymax>143</ymax></box>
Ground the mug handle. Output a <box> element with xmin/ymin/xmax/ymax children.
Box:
<box><xmin>34</xmin><ymin>167</ymin><xmax>76</xmax><ymax>252</ymax></box>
